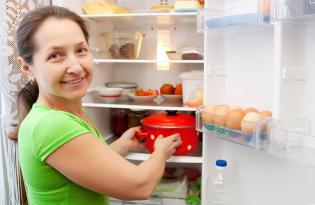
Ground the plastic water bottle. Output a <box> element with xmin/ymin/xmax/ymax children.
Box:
<box><xmin>208</xmin><ymin>159</ymin><xmax>229</xmax><ymax>205</ymax></box>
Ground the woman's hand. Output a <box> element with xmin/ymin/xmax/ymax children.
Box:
<box><xmin>110</xmin><ymin>127</ymin><xmax>144</xmax><ymax>156</ymax></box>
<box><xmin>153</xmin><ymin>133</ymin><xmax>182</xmax><ymax>160</ymax></box>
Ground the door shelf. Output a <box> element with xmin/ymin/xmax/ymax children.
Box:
<box><xmin>198</xmin><ymin>0</ymin><xmax>272</xmax><ymax>31</ymax></box>
<box><xmin>274</xmin><ymin>0</ymin><xmax>315</xmax><ymax>22</ymax></box>
<box><xmin>196</xmin><ymin>107</ymin><xmax>270</xmax><ymax>149</ymax></box>
<box><xmin>268</xmin><ymin>118</ymin><xmax>315</xmax><ymax>166</ymax></box>
<box><xmin>93</xmin><ymin>59</ymin><xmax>204</xmax><ymax>64</ymax></box>
<box><xmin>81</xmin><ymin>12</ymin><xmax>198</xmax><ymax>26</ymax></box>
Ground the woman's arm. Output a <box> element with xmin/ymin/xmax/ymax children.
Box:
<box><xmin>46</xmin><ymin>132</ymin><xmax>181</xmax><ymax>200</ymax></box>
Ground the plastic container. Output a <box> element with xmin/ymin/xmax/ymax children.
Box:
<box><xmin>103</xmin><ymin>32</ymin><xmax>144</xmax><ymax>59</ymax></box>
<box><xmin>156</xmin><ymin>175</ymin><xmax>188</xmax><ymax>199</ymax></box>
<box><xmin>179</xmin><ymin>70</ymin><xmax>204</xmax><ymax>107</ymax></box>
<box><xmin>275</xmin><ymin>0</ymin><xmax>315</xmax><ymax>21</ymax></box>
<box><xmin>207</xmin><ymin>160</ymin><xmax>229</xmax><ymax>205</ymax></box>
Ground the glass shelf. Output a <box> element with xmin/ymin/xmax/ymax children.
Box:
<box><xmin>93</xmin><ymin>59</ymin><xmax>204</xmax><ymax>64</ymax></box>
<box><xmin>81</xmin><ymin>12</ymin><xmax>198</xmax><ymax>26</ymax></box>
<box><xmin>83</xmin><ymin>92</ymin><xmax>196</xmax><ymax>112</ymax></box>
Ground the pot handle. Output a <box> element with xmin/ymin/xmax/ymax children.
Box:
<box><xmin>166</xmin><ymin>110</ymin><xmax>177</xmax><ymax>116</ymax></box>
<box><xmin>135</xmin><ymin>131</ymin><xmax>149</xmax><ymax>142</ymax></box>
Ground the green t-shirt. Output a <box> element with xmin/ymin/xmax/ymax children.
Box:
<box><xmin>18</xmin><ymin>103</ymin><xmax>109</xmax><ymax>205</ymax></box>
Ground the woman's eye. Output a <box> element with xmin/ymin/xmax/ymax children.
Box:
<box><xmin>77</xmin><ymin>47</ymin><xmax>88</xmax><ymax>55</ymax></box>
<box><xmin>48</xmin><ymin>52</ymin><xmax>62</xmax><ymax>61</ymax></box>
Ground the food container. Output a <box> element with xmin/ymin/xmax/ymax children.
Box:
<box><xmin>103</xmin><ymin>31</ymin><xmax>144</xmax><ymax>59</ymax></box>
<box><xmin>105</xmin><ymin>82</ymin><xmax>138</xmax><ymax>101</ymax></box>
<box><xmin>135</xmin><ymin>111</ymin><xmax>199</xmax><ymax>155</ymax></box>
<box><xmin>166</xmin><ymin>51</ymin><xmax>182</xmax><ymax>60</ymax></box>
<box><xmin>95</xmin><ymin>87</ymin><xmax>123</xmax><ymax>103</ymax></box>
<box><xmin>111</xmin><ymin>109</ymin><xmax>128</xmax><ymax>137</ymax></box>
<box><xmin>179</xmin><ymin>70</ymin><xmax>204</xmax><ymax>107</ymax></box>
<box><xmin>127</xmin><ymin>109</ymin><xmax>149</xmax><ymax>128</ymax></box>
<box><xmin>181</xmin><ymin>47</ymin><xmax>203</xmax><ymax>60</ymax></box>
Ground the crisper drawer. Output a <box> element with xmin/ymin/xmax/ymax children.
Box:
<box><xmin>200</xmin><ymin>0</ymin><xmax>272</xmax><ymax>29</ymax></box>
<box><xmin>275</xmin><ymin>0</ymin><xmax>315</xmax><ymax>21</ymax></box>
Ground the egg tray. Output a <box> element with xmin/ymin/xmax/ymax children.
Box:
<box><xmin>202</xmin><ymin>122</ymin><xmax>268</xmax><ymax>149</ymax></box>
<box><xmin>196</xmin><ymin>107</ymin><xmax>271</xmax><ymax>149</ymax></box>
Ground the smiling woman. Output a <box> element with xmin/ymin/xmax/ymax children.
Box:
<box><xmin>12</xmin><ymin>5</ymin><xmax>182</xmax><ymax>205</ymax></box>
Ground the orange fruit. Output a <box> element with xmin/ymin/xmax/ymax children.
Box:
<box><xmin>160</xmin><ymin>84</ymin><xmax>175</xmax><ymax>94</ymax></box>
<box><xmin>174</xmin><ymin>83</ymin><xmax>182</xmax><ymax>95</ymax></box>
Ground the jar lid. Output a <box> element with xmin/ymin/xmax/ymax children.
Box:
<box><xmin>142</xmin><ymin>112</ymin><xmax>195</xmax><ymax>129</ymax></box>
<box><xmin>105</xmin><ymin>82</ymin><xmax>138</xmax><ymax>89</ymax></box>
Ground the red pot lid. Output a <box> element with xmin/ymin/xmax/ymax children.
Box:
<box><xmin>142</xmin><ymin>112</ymin><xmax>195</xmax><ymax>128</ymax></box>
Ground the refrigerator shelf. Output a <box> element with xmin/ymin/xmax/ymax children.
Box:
<box><xmin>196</xmin><ymin>107</ymin><xmax>270</xmax><ymax>149</ymax></box>
<box><xmin>82</xmin><ymin>102</ymin><xmax>196</xmax><ymax>112</ymax></box>
<box><xmin>274</xmin><ymin>0</ymin><xmax>315</xmax><ymax>22</ymax></box>
<box><xmin>198</xmin><ymin>0</ymin><xmax>273</xmax><ymax>31</ymax></box>
<box><xmin>83</xmin><ymin>91</ymin><xmax>196</xmax><ymax>111</ymax></box>
<box><xmin>93</xmin><ymin>59</ymin><xmax>204</xmax><ymax>64</ymax></box>
<box><xmin>268</xmin><ymin>118</ymin><xmax>315</xmax><ymax>166</ymax></box>
<box><xmin>80</xmin><ymin>12</ymin><xmax>198</xmax><ymax>26</ymax></box>
<box><xmin>110</xmin><ymin>197</ymin><xmax>186</xmax><ymax>205</ymax></box>
<box><xmin>126</xmin><ymin>153</ymin><xmax>202</xmax><ymax>164</ymax></box>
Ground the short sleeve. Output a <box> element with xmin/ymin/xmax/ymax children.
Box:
<box><xmin>32</xmin><ymin>111</ymin><xmax>90</xmax><ymax>162</ymax></box>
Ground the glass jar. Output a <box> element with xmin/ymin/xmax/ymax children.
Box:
<box><xmin>127</xmin><ymin>109</ymin><xmax>149</xmax><ymax>128</ymax></box>
<box><xmin>111</xmin><ymin>109</ymin><xmax>128</xmax><ymax>137</ymax></box>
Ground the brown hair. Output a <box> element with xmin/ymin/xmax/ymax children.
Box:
<box><xmin>10</xmin><ymin>6</ymin><xmax>89</xmax><ymax>140</ymax></box>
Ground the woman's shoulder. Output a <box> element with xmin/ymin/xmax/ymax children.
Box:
<box><xmin>21</xmin><ymin>104</ymin><xmax>86</xmax><ymax>134</ymax></box>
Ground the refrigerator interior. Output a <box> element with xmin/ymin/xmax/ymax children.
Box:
<box><xmin>54</xmin><ymin>0</ymin><xmax>204</xmax><ymax>204</ymax></box>
<box><xmin>53</xmin><ymin>0</ymin><xmax>315</xmax><ymax>204</ymax></box>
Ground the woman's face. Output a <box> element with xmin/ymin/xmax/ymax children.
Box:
<box><xmin>30</xmin><ymin>17</ymin><xmax>93</xmax><ymax>102</ymax></box>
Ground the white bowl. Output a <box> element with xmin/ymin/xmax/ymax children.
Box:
<box><xmin>128</xmin><ymin>94</ymin><xmax>157</xmax><ymax>103</ymax></box>
<box><xmin>161</xmin><ymin>94</ymin><xmax>183</xmax><ymax>102</ymax></box>
<box><xmin>96</xmin><ymin>87</ymin><xmax>123</xmax><ymax>103</ymax></box>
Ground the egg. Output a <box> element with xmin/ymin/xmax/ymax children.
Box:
<box><xmin>241</xmin><ymin>112</ymin><xmax>262</xmax><ymax>134</ymax></box>
<box><xmin>201</xmin><ymin>105</ymin><xmax>216</xmax><ymax>124</ymax></box>
<box><xmin>213</xmin><ymin>105</ymin><xmax>230</xmax><ymax>126</ymax></box>
<box><xmin>229</xmin><ymin>105</ymin><xmax>242</xmax><ymax>110</ymax></box>
<box><xmin>259</xmin><ymin>111</ymin><xmax>272</xmax><ymax>119</ymax></box>
<box><xmin>259</xmin><ymin>111</ymin><xmax>272</xmax><ymax>132</ymax></box>
<box><xmin>245</xmin><ymin>107</ymin><xmax>258</xmax><ymax>114</ymax></box>
<box><xmin>226</xmin><ymin>109</ymin><xmax>246</xmax><ymax>130</ymax></box>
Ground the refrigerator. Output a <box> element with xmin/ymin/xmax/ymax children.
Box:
<box><xmin>20</xmin><ymin>0</ymin><xmax>315</xmax><ymax>204</ymax></box>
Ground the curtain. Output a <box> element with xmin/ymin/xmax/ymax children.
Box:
<box><xmin>0</xmin><ymin>1</ymin><xmax>49</xmax><ymax>204</ymax></box>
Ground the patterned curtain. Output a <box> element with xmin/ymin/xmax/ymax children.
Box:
<box><xmin>0</xmin><ymin>1</ymin><xmax>49</xmax><ymax>204</ymax></box>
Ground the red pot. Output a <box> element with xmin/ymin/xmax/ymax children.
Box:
<box><xmin>136</xmin><ymin>111</ymin><xmax>199</xmax><ymax>155</ymax></box>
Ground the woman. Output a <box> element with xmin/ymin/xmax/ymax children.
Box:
<box><xmin>15</xmin><ymin>6</ymin><xmax>182</xmax><ymax>205</ymax></box>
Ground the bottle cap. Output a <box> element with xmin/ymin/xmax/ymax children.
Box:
<box><xmin>216</xmin><ymin>160</ymin><xmax>227</xmax><ymax>167</ymax></box>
